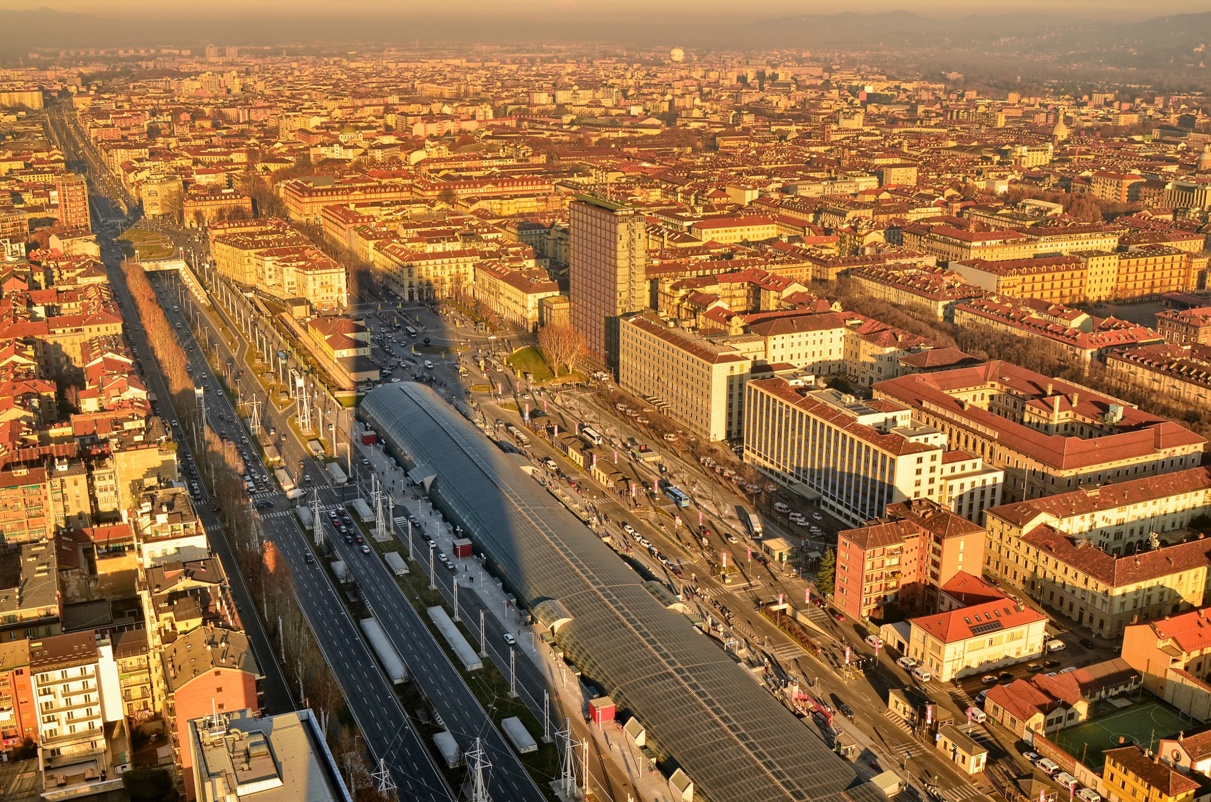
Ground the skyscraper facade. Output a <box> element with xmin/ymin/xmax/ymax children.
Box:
<box><xmin>568</xmin><ymin>195</ymin><xmax>647</xmax><ymax>368</ymax></box>
<box><xmin>55</xmin><ymin>174</ymin><xmax>91</xmax><ymax>232</ymax></box>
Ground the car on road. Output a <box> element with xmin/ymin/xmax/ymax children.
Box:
<box><xmin>360</xmin><ymin>543</ymin><xmax>371</xmax><ymax>554</ymax></box>
<box><xmin>255</xmin><ymin>500</ymin><xmax>274</xmax><ymax>510</ymax></box>
<box><xmin>304</xmin><ymin>553</ymin><xmax>315</xmax><ymax>564</ymax></box>
<box><xmin>911</xmin><ymin>667</ymin><xmax>932</xmax><ymax>682</ymax></box>
<box><xmin>831</xmin><ymin>612</ymin><xmax>845</xmax><ymax>623</ymax></box>
<box><xmin>1059</xmin><ymin>666</ymin><xmax>1077</xmax><ymax>674</ymax></box>
<box><xmin>837</xmin><ymin>702</ymin><xmax>855</xmax><ymax>721</ymax></box>
<box><xmin>621</xmin><ymin>522</ymin><xmax>636</xmax><ymax>535</ymax></box>
<box><xmin>981</xmin><ymin>674</ymin><xmax>998</xmax><ymax>684</ymax></box>
<box><xmin>1044</xmin><ymin>659</ymin><xmax>1061</xmax><ymax>668</ymax></box>
<box><xmin>1027</xmin><ymin>662</ymin><xmax>1043</xmax><ymax>672</ymax></box>
<box><xmin>1079</xmin><ymin>638</ymin><xmax>1096</xmax><ymax>650</ymax></box>
<box><xmin>1077</xmin><ymin>789</ymin><xmax>1102</xmax><ymax>802</ymax></box>
<box><xmin>1054</xmin><ymin>773</ymin><xmax>1078</xmax><ymax>790</ymax></box>
<box><xmin>864</xmin><ymin>635</ymin><xmax>883</xmax><ymax>650</ymax></box>
<box><xmin>897</xmin><ymin>656</ymin><xmax>918</xmax><ymax>670</ymax></box>
<box><xmin>998</xmin><ymin>671</ymin><xmax>1014</xmax><ymax>683</ymax></box>
<box><xmin>1021</xmin><ymin>751</ymin><xmax>1041</xmax><ymax>764</ymax></box>
<box><xmin>503</xmin><ymin>633</ymin><xmax>516</xmax><ymax>646</ymax></box>
<box><xmin>726</xmin><ymin>534</ymin><xmax>739</xmax><ymax>544</ymax></box>
<box><xmin>543</xmin><ymin>457</ymin><xmax>558</xmax><ymax>471</ymax></box>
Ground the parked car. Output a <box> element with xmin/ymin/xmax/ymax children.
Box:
<box><xmin>981</xmin><ymin>675</ymin><xmax>998</xmax><ymax>685</ymax></box>
<box><xmin>1036</xmin><ymin>759</ymin><xmax>1061</xmax><ymax>776</ymax></box>
<box><xmin>1021</xmin><ymin>750</ymin><xmax>1041</xmax><ymax>764</ymax></box>
<box><xmin>1054</xmin><ymin>773</ymin><xmax>1078</xmax><ymax>790</ymax></box>
<box><xmin>865</xmin><ymin>635</ymin><xmax>883</xmax><ymax>650</ymax></box>
<box><xmin>1077</xmin><ymin>789</ymin><xmax>1102</xmax><ymax>802</ymax></box>
<box><xmin>897</xmin><ymin>656</ymin><xmax>918</xmax><ymax>670</ymax></box>
<box><xmin>911</xmin><ymin>667</ymin><xmax>932</xmax><ymax>682</ymax></box>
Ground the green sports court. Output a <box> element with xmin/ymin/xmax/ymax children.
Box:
<box><xmin>1052</xmin><ymin>702</ymin><xmax>1192</xmax><ymax>772</ymax></box>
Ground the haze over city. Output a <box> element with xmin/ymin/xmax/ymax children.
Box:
<box><xmin>1</xmin><ymin>5</ymin><xmax>1211</xmax><ymax>802</ymax></box>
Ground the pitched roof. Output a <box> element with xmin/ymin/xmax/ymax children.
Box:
<box><xmin>911</xmin><ymin>598</ymin><xmax>1047</xmax><ymax>644</ymax></box>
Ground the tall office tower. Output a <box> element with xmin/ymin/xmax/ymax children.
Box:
<box><xmin>55</xmin><ymin>174</ymin><xmax>91</xmax><ymax>231</ymax></box>
<box><xmin>569</xmin><ymin>195</ymin><xmax>648</xmax><ymax>368</ymax></box>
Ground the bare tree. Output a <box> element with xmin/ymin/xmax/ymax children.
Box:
<box><xmin>537</xmin><ymin>323</ymin><xmax>586</xmax><ymax>377</ymax></box>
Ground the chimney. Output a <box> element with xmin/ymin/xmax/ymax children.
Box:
<box><xmin>1046</xmin><ymin>382</ymin><xmax>1054</xmax><ymax>396</ymax></box>
<box><xmin>1070</xmin><ymin>392</ymin><xmax>1078</xmax><ymax>407</ymax></box>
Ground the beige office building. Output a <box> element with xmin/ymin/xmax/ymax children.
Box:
<box><xmin>619</xmin><ymin>312</ymin><xmax>753</xmax><ymax>442</ymax></box>
<box><xmin>569</xmin><ymin>196</ymin><xmax>648</xmax><ymax>367</ymax></box>
<box><xmin>744</xmin><ymin>379</ymin><xmax>948</xmax><ymax>526</ymax></box>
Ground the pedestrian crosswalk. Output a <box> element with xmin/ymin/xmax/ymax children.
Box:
<box><xmin>939</xmin><ymin>784</ymin><xmax>982</xmax><ymax>801</ymax></box>
<box><xmin>770</xmin><ymin>642</ymin><xmax>805</xmax><ymax>661</ymax></box>
<box><xmin>883</xmin><ymin>709</ymin><xmax>915</xmax><ymax>736</ymax></box>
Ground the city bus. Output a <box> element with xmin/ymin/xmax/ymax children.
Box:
<box><xmin>742</xmin><ymin>508</ymin><xmax>763</xmax><ymax>538</ymax></box>
<box><xmin>404</xmin><ymin>326</ymin><xmax>418</xmax><ymax>338</ymax></box>
<box><xmin>663</xmin><ymin>485</ymin><xmax>692</xmax><ymax>508</ymax></box>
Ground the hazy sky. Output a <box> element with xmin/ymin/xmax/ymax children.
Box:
<box><xmin>2</xmin><ymin>0</ymin><xmax>1209</xmax><ymax>20</ymax></box>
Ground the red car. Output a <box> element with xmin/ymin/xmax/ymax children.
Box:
<box><xmin>831</xmin><ymin>612</ymin><xmax>845</xmax><ymax>623</ymax></box>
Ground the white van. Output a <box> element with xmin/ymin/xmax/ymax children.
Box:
<box><xmin>773</xmin><ymin>502</ymin><xmax>791</xmax><ymax>514</ymax></box>
<box><xmin>424</xmin><ymin>359</ymin><xmax>434</xmax><ymax>369</ymax></box>
<box><xmin>1046</xmin><ymin>639</ymin><xmax>1067</xmax><ymax>653</ymax></box>
<box><xmin>967</xmin><ymin>706</ymin><xmax>987</xmax><ymax>723</ymax></box>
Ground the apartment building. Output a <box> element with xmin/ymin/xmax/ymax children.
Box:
<box><xmin>903</xmin><ymin>597</ymin><xmax>1048</xmax><ymax>682</ymax></box>
<box><xmin>569</xmin><ymin>196</ymin><xmax>648</xmax><ymax>367</ymax></box>
<box><xmin>208</xmin><ymin>220</ymin><xmax>347</xmax><ymax>310</ymax></box>
<box><xmin>1105</xmin><ymin>343</ymin><xmax>1211</xmax><ymax>408</ymax></box>
<box><xmin>1103</xmin><ymin>746</ymin><xmax>1200</xmax><ymax>802</ymax></box>
<box><xmin>1122</xmin><ymin>608</ymin><xmax>1211</xmax><ymax>722</ymax></box>
<box><xmin>985</xmin><ymin>467</ymin><xmax>1211</xmax><ymax>557</ymax></box>
<box><xmin>952</xmin><ymin>294</ymin><xmax>1162</xmax><ymax>365</ymax></box>
<box><xmin>874</xmin><ymin>362</ymin><xmax>1206</xmax><ymax>503</ymax></box>
<box><xmin>54</xmin><ymin>175</ymin><xmax>90</xmax><ymax>232</ymax></box>
<box><xmin>949</xmin><ymin>255</ymin><xmax>1088</xmax><ymax>305</ymax></box>
<box><xmin>132</xmin><ymin>487</ymin><xmax>209</xmax><ymax>566</ymax></box>
<box><xmin>744</xmin><ymin>379</ymin><xmax>948</xmax><ymax>526</ymax></box>
<box><xmin>619</xmin><ymin>312</ymin><xmax>752</xmax><ymax>442</ymax></box>
<box><xmin>162</xmin><ymin>626</ymin><xmax>260</xmax><ymax>798</ymax></box>
<box><xmin>937</xmin><ymin>450</ymin><xmax>1004</xmax><ymax>523</ymax></box>
<box><xmin>835</xmin><ymin>499</ymin><xmax>986</xmax><ymax>621</ymax></box>
<box><xmin>472</xmin><ymin>260</ymin><xmax>560</xmax><ymax>331</ymax></box>
<box><xmin>180</xmin><ymin>187</ymin><xmax>252</xmax><ymax>227</ymax></box>
<box><xmin>1019</xmin><ymin>525</ymin><xmax>1210</xmax><ymax>636</ymax></box>
<box><xmin>0</xmin><ymin>639</ymin><xmax>37</xmax><ymax>752</ymax></box>
<box><xmin>1116</xmin><ymin>246</ymin><xmax>1196</xmax><ymax>300</ymax></box>
<box><xmin>0</xmin><ymin>466</ymin><xmax>53</xmax><ymax>543</ymax></box>
<box><xmin>30</xmin><ymin>631</ymin><xmax>127</xmax><ymax>798</ymax></box>
<box><xmin>688</xmin><ymin>215</ymin><xmax>777</xmax><ymax>245</ymax></box>
<box><xmin>1157</xmin><ymin>306</ymin><xmax>1211</xmax><ymax>346</ymax></box>
<box><xmin>187</xmin><ymin>708</ymin><xmax>352</xmax><ymax>802</ymax></box>
<box><xmin>1090</xmin><ymin>171</ymin><xmax>1145</xmax><ymax>203</ymax></box>
<box><xmin>847</xmin><ymin>264</ymin><xmax>984</xmax><ymax>321</ymax></box>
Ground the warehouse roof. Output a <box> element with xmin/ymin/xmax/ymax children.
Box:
<box><xmin>361</xmin><ymin>383</ymin><xmax>877</xmax><ymax>802</ymax></box>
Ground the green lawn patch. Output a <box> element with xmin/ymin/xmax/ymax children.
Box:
<box><xmin>507</xmin><ymin>347</ymin><xmax>554</xmax><ymax>383</ymax></box>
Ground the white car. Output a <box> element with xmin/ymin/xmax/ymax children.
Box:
<box><xmin>865</xmin><ymin>635</ymin><xmax>883</xmax><ymax>650</ymax></box>
<box><xmin>911</xmin><ymin>667</ymin><xmax>932</xmax><ymax>682</ymax></box>
<box><xmin>1077</xmin><ymin>790</ymin><xmax>1101</xmax><ymax>802</ymax></box>
<box><xmin>1036</xmin><ymin>758</ymin><xmax>1061</xmax><ymax>776</ymax></box>
<box><xmin>503</xmin><ymin>633</ymin><xmax>516</xmax><ymax>646</ymax></box>
<box><xmin>896</xmin><ymin>656</ymin><xmax>918</xmax><ymax>670</ymax></box>
<box><xmin>1054</xmin><ymin>773</ymin><xmax>1078</xmax><ymax>790</ymax></box>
